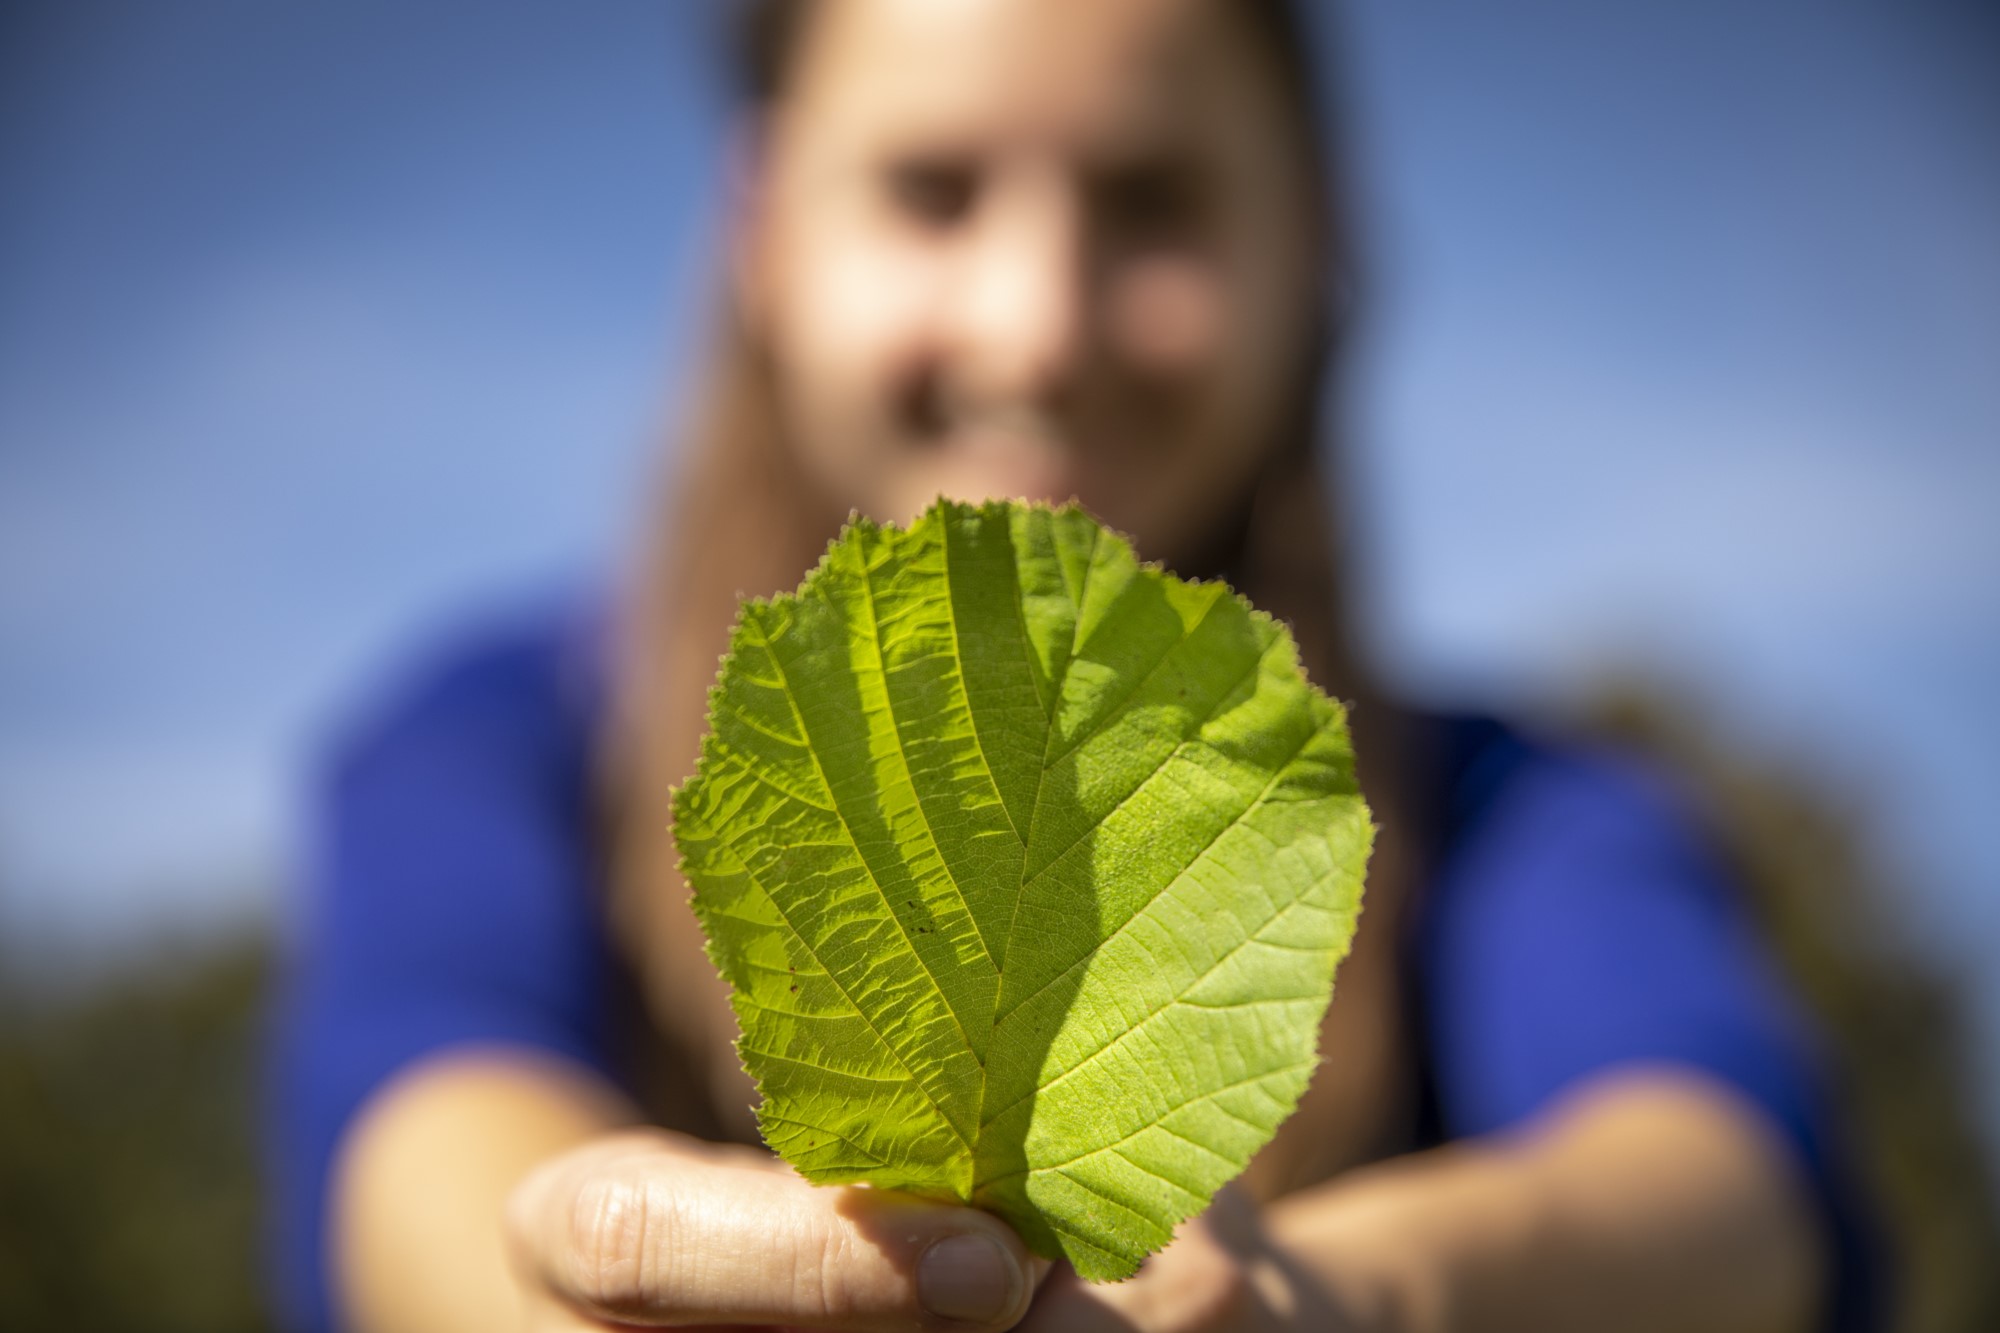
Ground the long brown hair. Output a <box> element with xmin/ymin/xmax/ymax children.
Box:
<box><xmin>602</xmin><ymin>0</ymin><xmax>1428</xmax><ymax>1188</ymax></box>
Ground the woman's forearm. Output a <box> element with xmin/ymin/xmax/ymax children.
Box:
<box><xmin>330</xmin><ymin>1047</ymin><xmax>642</xmax><ymax>1333</ymax></box>
<box><xmin>1265</xmin><ymin>1070</ymin><xmax>1826</xmax><ymax>1333</ymax></box>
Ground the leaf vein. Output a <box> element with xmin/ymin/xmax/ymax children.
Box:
<box><xmin>1040</xmin><ymin>582</ymin><xmax>1230</xmax><ymax>774</ymax></box>
<box><xmin>851</xmin><ymin>536</ymin><xmax>997</xmax><ymax>1026</ymax></box>
<box><xmin>709</xmin><ymin>807</ymin><xmax>974</xmax><ymax>1152</ymax></box>
<box><xmin>979</xmin><ymin>1058</ymin><xmax>1316</xmax><ymax>1185</ymax></box>
<box><xmin>757</xmin><ymin>1112</ymin><xmax>891</xmax><ymax>1166</ymax></box>
<box><xmin>983</xmin><ymin>747</ymin><xmax>1328</xmax><ymax>1129</ymax></box>
<box><xmin>748</xmin><ymin>610</ymin><xmax>985</xmax><ymax>1074</ymax></box>
<box><xmin>1016</xmin><ymin>638</ymin><xmax>1269</xmax><ymax>900</ymax></box>
<box><xmin>937</xmin><ymin>512</ymin><xmax>1024</xmax><ymax>848</ymax></box>
<box><xmin>993</xmin><ymin>680</ymin><xmax>1313</xmax><ymax>1031</ymax></box>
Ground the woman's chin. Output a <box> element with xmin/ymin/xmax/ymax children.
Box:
<box><xmin>884</xmin><ymin>452</ymin><xmax>1081</xmax><ymax>525</ymax></box>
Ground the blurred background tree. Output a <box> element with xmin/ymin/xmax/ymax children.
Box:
<box><xmin>0</xmin><ymin>928</ymin><xmax>273</xmax><ymax>1332</ymax></box>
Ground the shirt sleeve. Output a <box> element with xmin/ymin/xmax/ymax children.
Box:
<box><xmin>263</xmin><ymin>610</ymin><xmax>617</xmax><ymax>1332</ymax></box>
<box><xmin>1417</xmin><ymin>734</ymin><xmax>1885</xmax><ymax>1332</ymax></box>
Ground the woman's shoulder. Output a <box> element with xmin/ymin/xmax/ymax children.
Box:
<box><xmin>1424</xmin><ymin>711</ymin><xmax>1708</xmax><ymax>866</ymax></box>
<box><xmin>314</xmin><ymin>589</ymin><xmax>610</xmax><ymax>800</ymax></box>
<box><xmin>1412</xmin><ymin>709</ymin><xmax>1754</xmax><ymax>945</ymax></box>
<box><xmin>1411</xmin><ymin>709</ymin><xmax>1777</xmax><ymax>1056</ymax></box>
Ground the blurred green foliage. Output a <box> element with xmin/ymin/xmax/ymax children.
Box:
<box><xmin>0</xmin><ymin>933</ymin><xmax>273</xmax><ymax>1332</ymax></box>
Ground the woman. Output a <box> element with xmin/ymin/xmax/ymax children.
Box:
<box><xmin>271</xmin><ymin>1</ymin><xmax>1876</xmax><ymax>1329</ymax></box>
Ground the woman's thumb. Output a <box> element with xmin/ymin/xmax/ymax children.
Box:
<box><xmin>507</xmin><ymin>1131</ymin><xmax>1037</xmax><ymax>1330</ymax></box>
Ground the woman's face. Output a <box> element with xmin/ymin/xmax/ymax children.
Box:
<box><xmin>739</xmin><ymin>0</ymin><xmax>1322</xmax><ymax>562</ymax></box>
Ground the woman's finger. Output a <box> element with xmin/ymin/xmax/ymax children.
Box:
<box><xmin>1014</xmin><ymin>1188</ymin><xmax>1275</xmax><ymax>1333</ymax></box>
<box><xmin>507</xmin><ymin>1130</ymin><xmax>1036</xmax><ymax>1330</ymax></box>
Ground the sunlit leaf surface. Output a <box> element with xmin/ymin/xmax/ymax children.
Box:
<box><xmin>673</xmin><ymin>499</ymin><xmax>1371</xmax><ymax>1279</ymax></box>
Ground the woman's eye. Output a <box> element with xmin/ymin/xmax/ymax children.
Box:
<box><xmin>884</xmin><ymin>160</ymin><xmax>977</xmax><ymax>227</ymax></box>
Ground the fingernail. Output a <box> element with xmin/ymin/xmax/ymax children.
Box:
<box><xmin>919</xmin><ymin>1233</ymin><xmax>1021</xmax><ymax>1324</ymax></box>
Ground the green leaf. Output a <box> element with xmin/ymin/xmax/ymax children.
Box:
<box><xmin>672</xmin><ymin>498</ymin><xmax>1371</xmax><ymax>1280</ymax></box>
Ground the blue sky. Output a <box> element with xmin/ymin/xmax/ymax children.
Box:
<box><xmin>2</xmin><ymin>2</ymin><xmax>1995</xmax><ymax>1111</ymax></box>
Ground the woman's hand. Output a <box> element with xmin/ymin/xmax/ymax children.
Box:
<box><xmin>505</xmin><ymin>1129</ymin><xmax>1376</xmax><ymax>1333</ymax></box>
<box><xmin>505</xmin><ymin>1127</ymin><xmax>1041</xmax><ymax>1331</ymax></box>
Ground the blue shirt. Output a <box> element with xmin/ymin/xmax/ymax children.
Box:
<box><xmin>266</xmin><ymin>599</ymin><xmax>1882</xmax><ymax>1330</ymax></box>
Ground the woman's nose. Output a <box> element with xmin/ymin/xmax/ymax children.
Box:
<box><xmin>947</xmin><ymin>174</ymin><xmax>1091</xmax><ymax>409</ymax></box>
